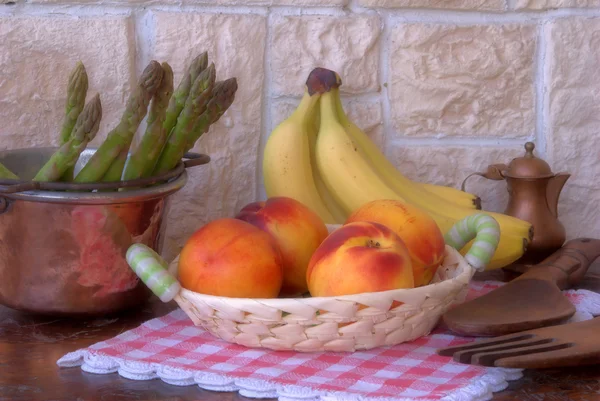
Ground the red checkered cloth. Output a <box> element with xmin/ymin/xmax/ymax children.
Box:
<box><xmin>57</xmin><ymin>281</ymin><xmax>600</xmax><ymax>401</ymax></box>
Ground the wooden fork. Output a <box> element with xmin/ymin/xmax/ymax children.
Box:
<box><xmin>436</xmin><ymin>317</ymin><xmax>600</xmax><ymax>369</ymax></box>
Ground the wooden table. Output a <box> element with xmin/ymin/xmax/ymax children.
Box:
<box><xmin>2</xmin><ymin>267</ymin><xmax>600</xmax><ymax>401</ymax></box>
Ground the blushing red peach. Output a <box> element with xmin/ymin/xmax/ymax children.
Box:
<box><xmin>306</xmin><ymin>221</ymin><xmax>414</xmax><ymax>297</ymax></box>
<box><xmin>177</xmin><ymin>218</ymin><xmax>283</xmax><ymax>298</ymax></box>
<box><xmin>345</xmin><ymin>199</ymin><xmax>446</xmax><ymax>287</ymax></box>
<box><xmin>236</xmin><ymin>196</ymin><xmax>329</xmax><ymax>296</ymax></box>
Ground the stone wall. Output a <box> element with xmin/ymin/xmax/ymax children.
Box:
<box><xmin>1</xmin><ymin>1</ymin><xmax>598</xmax><ymax>260</ymax></box>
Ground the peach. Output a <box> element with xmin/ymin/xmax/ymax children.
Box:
<box><xmin>177</xmin><ymin>218</ymin><xmax>283</xmax><ymax>298</ymax></box>
<box><xmin>306</xmin><ymin>221</ymin><xmax>414</xmax><ymax>297</ymax></box>
<box><xmin>236</xmin><ymin>196</ymin><xmax>329</xmax><ymax>296</ymax></box>
<box><xmin>345</xmin><ymin>199</ymin><xmax>446</xmax><ymax>287</ymax></box>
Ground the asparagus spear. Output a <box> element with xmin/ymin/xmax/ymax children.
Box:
<box><xmin>152</xmin><ymin>63</ymin><xmax>216</xmax><ymax>175</ymax></box>
<box><xmin>74</xmin><ymin>60</ymin><xmax>164</xmax><ymax>183</ymax></box>
<box><xmin>58</xmin><ymin>62</ymin><xmax>89</xmax><ymax>181</ymax></box>
<box><xmin>185</xmin><ymin>78</ymin><xmax>238</xmax><ymax>152</ymax></box>
<box><xmin>0</xmin><ymin>162</ymin><xmax>18</xmax><ymax>180</ymax></box>
<box><xmin>59</xmin><ymin>61</ymin><xmax>89</xmax><ymax>146</ymax></box>
<box><xmin>33</xmin><ymin>94</ymin><xmax>102</xmax><ymax>182</ymax></box>
<box><xmin>100</xmin><ymin>61</ymin><xmax>166</xmax><ymax>183</ymax></box>
<box><xmin>163</xmin><ymin>52</ymin><xmax>208</xmax><ymax>142</ymax></box>
<box><xmin>100</xmin><ymin>147</ymin><xmax>129</xmax><ymax>182</ymax></box>
<box><xmin>121</xmin><ymin>62</ymin><xmax>175</xmax><ymax>181</ymax></box>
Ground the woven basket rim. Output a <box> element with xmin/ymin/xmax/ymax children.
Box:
<box><xmin>176</xmin><ymin>244</ymin><xmax>473</xmax><ymax>306</ymax></box>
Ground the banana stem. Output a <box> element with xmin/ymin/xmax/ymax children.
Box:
<box><xmin>305</xmin><ymin>67</ymin><xmax>342</xmax><ymax>95</ymax></box>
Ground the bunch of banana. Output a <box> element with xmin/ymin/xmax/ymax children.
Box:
<box><xmin>263</xmin><ymin>67</ymin><xmax>532</xmax><ymax>270</ymax></box>
<box><xmin>262</xmin><ymin>84</ymin><xmax>342</xmax><ymax>224</ymax></box>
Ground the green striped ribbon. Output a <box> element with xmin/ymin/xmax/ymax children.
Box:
<box><xmin>444</xmin><ymin>213</ymin><xmax>500</xmax><ymax>271</ymax></box>
<box><xmin>126</xmin><ymin>243</ymin><xmax>181</xmax><ymax>302</ymax></box>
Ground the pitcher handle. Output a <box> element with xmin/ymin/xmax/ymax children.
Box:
<box><xmin>461</xmin><ymin>163</ymin><xmax>508</xmax><ymax>192</ymax></box>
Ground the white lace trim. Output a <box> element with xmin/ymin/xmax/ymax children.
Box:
<box><xmin>567</xmin><ymin>288</ymin><xmax>600</xmax><ymax>322</ymax></box>
<box><xmin>56</xmin><ymin>287</ymin><xmax>600</xmax><ymax>401</ymax></box>
<box><xmin>57</xmin><ymin>349</ymin><xmax>523</xmax><ymax>401</ymax></box>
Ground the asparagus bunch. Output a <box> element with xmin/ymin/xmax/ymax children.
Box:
<box><xmin>29</xmin><ymin>52</ymin><xmax>237</xmax><ymax>188</ymax></box>
<box><xmin>152</xmin><ymin>63</ymin><xmax>217</xmax><ymax>175</ymax></box>
<box><xmin>74</xmin><ymin>60</ymin><xmax>164</xmax><ymax>183</ymax></box>
<box><xmin>77</xmin><ymin>53</ymin><xmax>236</xmax><ymax>185</ymax></box>
<box><xmin>34</xmin><ymin>94</ymin><xmax>102</xmax><ymax>182</ymax></box>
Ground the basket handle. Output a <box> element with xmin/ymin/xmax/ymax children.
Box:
<box><xmin>126</xmin><ymin>244</ymin><xmax>181</xmax><ymax>302</ymax></box>
<box><xmin>444</xmin><ymin>213</ymin><xmax>500</xmax><ymax>271</ymax></box>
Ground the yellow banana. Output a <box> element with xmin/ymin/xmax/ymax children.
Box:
<box><xmin>315</xmin><ymin>90</ymin><xmax>408</xmax><ymax>213</ymax></box>
<box><xmin>330</xmin><ymin>87</ymin><xmax>532</xmax><ymax>235</ymax></box>
<box><xmin>307</xmin><ymin>98</ymin><xmax>349</xmax><ymax>223</ymax></box>
<box><xmin>331</xmin><ymin>94</ymin><xmax>481</xmax><ymax>212</ymax></box>
<box><xmin>262</xmin><ymin>88</ymin><xmax>338</xmax><ymax>224</ymax></box>
<box><xmin>316</xmin><ymin>89</ymin><xmax>528</xmax><ymax>270</ymax></box>
<box><xmin>417</xmin><ymin>182</ymin><xmax>481</xmax><ymax>210</ymax></box>
<box><xmin>319</xmin><ymin>86</ymin><xmax>530</xmax><ymax>269</ymax></box>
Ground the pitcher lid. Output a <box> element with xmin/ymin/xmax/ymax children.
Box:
<box><xmin>504</xmin><ymin>142</ymin><xmax>554</xmax><ymax>179</ymax></box>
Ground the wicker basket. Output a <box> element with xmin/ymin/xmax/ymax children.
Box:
<box><xmin>127</xmin><ymin>215</ymin><xmax>500</xmax><ymax>353</ymax></box>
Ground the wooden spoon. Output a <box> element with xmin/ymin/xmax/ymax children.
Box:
<box><xmin>442</xmin><ymin>238</ymin><xmax>600</xmax><ymax>337</ymax></box>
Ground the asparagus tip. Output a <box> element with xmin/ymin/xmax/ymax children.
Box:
<box><xmin>191</xmin><ymin>62</ymin><xmax>216</xmax><ymax>93</ymax></box>
<box><xmin>161</xmin><ymin>61</ymin><xmax>173</xmax><ymax>74</ymax></box>
<box><xmin>205</xmin><ymin>62</ymin><xmax>216</xmax><ymax>77</ymax></box>
<box><xmin>69</xmin><ymin>61</ymin><xmax>88</xmax><ymax>84</ymax></box>
<box><xmin>160</xmin><ymin>62</ymin><xmax>175</xmax><ymax>97</ymax></box>
<box><xmin>189</xmin><ymin>52</ymin><xmax>209</xmax><ymax>79</ymax></box>
<box><xmin>141</xmin><ymin>60</ymin><xmax>165</xmax><ymax>94</ymax></box>
<box><xmin>196</xmin><ymin>51</ymin><xmax>209</xmax><ymax>68</ymax></box>
<box><xmin>79</xmin><ymin>93</ymin><xmax>103</xmax><ymax>139</ymax></box>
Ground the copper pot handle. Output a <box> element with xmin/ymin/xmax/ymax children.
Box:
<box><xmin>461</xmin><ymin>163</ymin><xmax>508</xmax><ymax>192</ymax></box>
<box><xmin>0</xmin><ymin>197</ymin><xmax>10</xmax><ymax>215</ymax></box>
<box><xmin>182</xmin><ymin>152</ymin><xmax>211</xmax><ymax>169</ymax></box>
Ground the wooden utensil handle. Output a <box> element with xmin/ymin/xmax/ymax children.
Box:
<box><xmin>517</xmin><ymin>238</ymin><xmax>600</xmax><ymax>290</ymax></box>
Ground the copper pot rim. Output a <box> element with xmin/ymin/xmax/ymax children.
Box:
<box><xmin>0</xmin><ymin>147</ymin><xmax>210</xmax><ymax>205</ymax></box>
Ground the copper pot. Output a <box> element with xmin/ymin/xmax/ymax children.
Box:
<box><xmin>0</xmin><ymin>147</ymin><xmax>209</xmax><ymax>316</ymax></box>
<box><xmin>462</xmin><ymin>142</ymin><xmax>570</xmax><ymax>266</ymax></box>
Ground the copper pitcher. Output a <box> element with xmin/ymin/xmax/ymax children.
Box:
<box><xmin>462</xmin><ymin>142</ymin><xmax>570</xmax><ymax>266</ymax></box>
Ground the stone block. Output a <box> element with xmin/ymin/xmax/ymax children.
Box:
<box><xmin>29</xmin><ymin>0</ymin><xmax>348</xmax><ymax>4</ymax></box>
<box><xmin>0</xmin><ymin>15</ymin><xmax>134</xmax><ymax>149</ymax></box>
<box><xmin>182</xmin><ymin>0</ymin><xmax>347</xmax><ymax>4</ymax></box>
<box><xmin>515</xmin><ymin>0</ymin><xmax>600</xmax><ymax>9</ymax></box>
<box><xmin>271</xmin><ymin>14</ymin><xmax>381</xmax><ymax>97</ymax></box>
<box><xmin>384</xmin><ymin>144</ymin><xmax>523</xmax><ymax>213</ymax></box>
<box><xmin>546</xmin><ymin>17</ymin><xmax>600</xmax><ymax>239</ymax></box>
<box><xmin>389</xmin><ymin>23</ymin><xmax>536</xmax><ymax>139</ymax></box>
<box><xmin>358</xmin><ymin>0</ymin><xmax>504</xmax><ymax>10</ymax></box>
